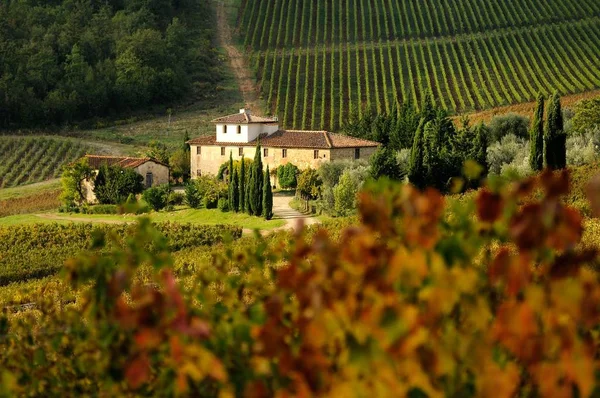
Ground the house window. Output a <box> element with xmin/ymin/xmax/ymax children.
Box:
<box><xmin>282</xmin><ymin>148</ymin><xmax>287</xmax><ymax>158</ymax></box>
<box><xmin>354</xmin><ymin>148</ymin><xmax>360</xmax><ymax>159</ymax></box>
<box><xmin>237</xmin><ymin>125</ymin><xmax>241</xmax><ymax>134</ymax></box>
<box><xmin>239</xmin><ymin>147</ymin><xmax>243</xmax><ymax>156</ymax></box>
<box><xmin>145</xmin><ymin>172</ymin><xmax>153</xmax><ymax>188</ymax></box>
<box><xmin>196</xmin><ymin>146</ymin><xmax>201</xmax><ymax>155</ymax></box>
<box><xmin>222</xmin><ymin>125</ymin><xmax>226</xmax><ymax>134</ymax></box>
<box><xmin>314</xmin><ymin>150</ymin><xmax>319</xmax><ymax>159</ymax></box>
<box><xmin>263</xmin><ymin>148</ymin><xmax>268</xmax><ymax>157</ymax></box>
<box><xmin>196</xmin><ymin>169</ymin><xmax>201</xmax><ymax>177</ymax></box>
<box><xmin>221</xmin><ymin>147</ymin><xmax>225</xmax><ymax>156</ymax></box>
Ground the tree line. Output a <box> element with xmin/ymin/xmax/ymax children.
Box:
<box><xmin>0</xmin><ymin>0</ymin><xmax>221</xmax><ymax>128</ymax></box>
<box><xmin>226</xmin><ymin>144</ymin><xmax>273</xmax><ymax>220</ymax></box>
<box><xmin>343</xmin><ymin>91</ymin><xmax>567</xmax><ymax>191</ymax></box>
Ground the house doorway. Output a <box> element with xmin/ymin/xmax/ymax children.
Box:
<box><xmin>146</xmin><ymin>172</ymin><xmax>153</xmax><ymax>188</ymax></box>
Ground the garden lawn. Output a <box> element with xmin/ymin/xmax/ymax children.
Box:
<box><xmin>0</xmin><ymin>208</ymin><xmax>285</xmax><ymax>230</ymax></box>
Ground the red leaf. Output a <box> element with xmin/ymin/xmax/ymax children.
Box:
<box><xmin>476</xmin><ymin>189</ymin><xmax>503</xmax><ymax>223</ymax></box>
<box><xmin>125</xmin><ymin>354</ymin><xmax>151</xmax><ymax>389</ymax></box>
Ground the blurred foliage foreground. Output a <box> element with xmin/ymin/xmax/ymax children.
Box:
<box><xmin>4</xmin><ymin>170</ymin><xmax>600</xmax><ymax>397</ymax></box>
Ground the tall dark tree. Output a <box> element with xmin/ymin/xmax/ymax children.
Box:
<box><xmin>473</xmin><ymin>123</ymin><xmax>489</xmax><ymax>175</ymax></box>
<box><xmin>246</xmin><ymin>165</ymin><xmax>255</xmax><ymax>215</ymax></box>
<box><xmin>228</xmin><ymin>152</ymin><xmax>235</xmax><ymax>210</ymax></box>
<box><xmin>408</xmin><ymin>118</ymin><xmax>427</xmax><ymax>190</ymax></box>
<box><xmin>423</xmin><ymin>120</ymin><xmax>445</xmax><ymax>189</ymax></box>
<box><xmin>420</xmin><ymin>90</ymin><xmax>436</xmax><ymax>124</ymax></box>
<box><xmin>183</xmin><ymin>130</ymin><xmax>190</xmax><ymax>153</ymax></box>
<box><xmin>544</xmin><ymin>93</ymin><xmax>566</xmax><ymax>170</ymax></box>
<box><xmin>529</xmin><ymin>93</ymin><xmax>544</xmax><ymax>172</ymax></box>
<box><xmin>262</xmin><ymin>166</ymin><xmax>273</xmax><ymax>220</ymax></box>
<box><xmin>370</xmin><ymin>147</ymin><xmax>405</xmax><ymax>180</ymax></box>
<box><xmin>239</xmin><ymin>155</ymin><xmax>246</xmax><ymax>212</ymax></box>
<box><xmin>231</xmin><ymin>168</ymin><xmax>239</xmax><ymax>212</ymax></box>
<box><xmin>250</xmin><ymin>144</ymin><xmax>263</xmax><ymax>216</ymax></box>
<box><xmin>391</xmin><ymin>99</ymin><xmax>419</xmax><ymax>149</ymax></box>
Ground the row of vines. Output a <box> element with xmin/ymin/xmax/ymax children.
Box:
<box><xmin>0</xmin><ymin>222</ymin><xmax>243</xmax><ymax>288</ymax></box>
<box><xmin>238</xmin><ymin>0</ymin><xmax>600</xmax><ymax>49</ymax></box>
<box><xmin>251</xmin><ymin>19</ymin><xmax>600</xmax><ymax>130</ymax></box>
<box><xmin>0</xmin><ymin>137</ymin><xmax>91</xmax><ymax>188</ymax></box>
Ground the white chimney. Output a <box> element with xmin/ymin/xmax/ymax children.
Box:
<box><xmin>240</xmin><ymin>108</ymin><xmax>250</xmax><ymax>115</ymax></box>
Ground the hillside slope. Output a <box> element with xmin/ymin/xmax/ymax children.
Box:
<box><xmin>236</xmin><ymin>0</ymin><xmax>600</xmax><ymax>130</ymax></box>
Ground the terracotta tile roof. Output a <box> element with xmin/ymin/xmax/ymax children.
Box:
<box><xmin>187</xmin><ymin>130</ymin><xmax>380</xmax><ymax>149</ymax></box>
<box><xmin>212</xmin><ymin>111</ymin><xmax>278</xmax><ymax>124</ymax></box>
<box><xmin>327</xmin><ymin>132</ymin><xmax>380</xmax><ymax>148</ymax></box>
<box><xmin>84</xmin><ymin>155</ymin><xmax>168</xmax><ymax>169</ymax></box>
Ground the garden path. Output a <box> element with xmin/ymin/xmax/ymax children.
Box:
<box><xmin>271</xmin><ymin>193</ymin><xmax>319</xmax><ymax>232</ymax></box>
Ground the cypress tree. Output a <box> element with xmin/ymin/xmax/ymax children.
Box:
<box><xmin>474</xmin><ymin>123</ymin><xmax>489</xmax><ymax>175</ymax></box>
<box><xmin>239</xmin><ymin>155</ymin><xmax>246</xmax><ymax>211</ymax></box>
<box><xmin>529</xmin><ymin>93</ymin><xmax>544</xmax><ymax>172</ymax></box>
<box><xmin>231</xmin><ymin>167</ymin><xmax>239</xmax><ymax>212</ymax></box>
<box><xmin>246</xmin><ymin>165</ymin><xmax>254</xmax><ymax>215</ymax></box>
<box><xmin>423</xmin><ymin>120</ymin><xmax>441</xmax><ymax>189</ymax></box>
<box><xmin>250</xmin><ymin>143</ymin><xmax>263</xmax><ymax>216</ymax></box>
<box><xmin>420</xmin><ymin>89</ymin><xmax>436</xmax><ymax>123</ymax></box>
<box><xmin>228</xmin><ymin>152</ymin><xmax>234</xmax><ymax>209</ymax></box>
<box><xmin>408</xmin><ymin>118</ymin><xmax>427</xmax><ymax>190</ymax></box>
<box><xmin>183</xmin><ymin>130</ymin><xmax>190</xmax><ymax>152</ymax></box>
<box><xmin>263</xmin><ymin>166</ymin><xmax>273</xmax><ymax>220</ymax></box>
<box><xmin>544</xmin><ymin>93</ymin><xmax>566</xmax><ymax>170</ymax></box>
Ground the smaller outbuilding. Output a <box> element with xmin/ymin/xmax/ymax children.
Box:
<box><xmin>82</xmin><ymin>155</ymin><xmax>169</xmax><ymax>203</ymax></box>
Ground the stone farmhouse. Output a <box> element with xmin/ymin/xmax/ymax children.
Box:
<box><xmin>187</xmin><ymin>109</ymin><xmax>380</xmax><ymax>178</ymax></box>
<box><xmin>82</xmin><ymin>155</ymin><xmax>169</xmax><ymax>203</ymax></box>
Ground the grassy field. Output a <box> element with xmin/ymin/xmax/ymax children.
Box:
<box><xmin>0</xmin><ymin>208</ymin><xmax>286</xmax><ymax>230</ymax></box>
<box><xmin>0</xmin><ymin>179</ymin><xmax>60</xmax><ymax>201</ymax></box>
<box><xmin>236</xmin><ymin>0</ymin><xmax>600</xmax><ymax>130</ymax></box>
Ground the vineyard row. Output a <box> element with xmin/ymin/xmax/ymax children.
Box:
<box><xmin>0</xmin><ymin>138</ymin><xmax>90</xmax><ymax>188</ymax></box>
<box><xmin>238</xmin><ymin>0</ymin><xmax>600</xmax><ymax>50</ymax></box>
<box><xmin>252</xmin><ymin>21</ymin><xmax>600</xmax><ymax>130</ymax></box>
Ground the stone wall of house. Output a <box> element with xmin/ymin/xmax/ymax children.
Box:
<box><xmin>83</xmin><ymin>177</ymin><xmax>96</xmax><ymax>203</ymax></box>
<box><xmin>330</xmin><ymin>147</ymin><xmax>378</xmax><ymax>162</ymax></box>
<box><xmin>190</xmin><ymin>145</ymin><xmax>333</xmax><ymax>177</ymax></box>
<box><xmin>135</xmin><ymin>162</ymin><xmax>170</xmax><ymax>188</ymax></box>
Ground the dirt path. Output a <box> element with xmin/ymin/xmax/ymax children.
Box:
<box><xmin>271</xmin><ymin>193</ymin><xmax>318</xmax><ymax>232</ymax></box>
<box><xmin>215</xmin><ymin>1</ymin><xmax>260</xmax><ymax>110</ymax></box>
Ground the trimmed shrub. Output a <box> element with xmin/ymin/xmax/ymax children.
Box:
<box><xmin>81</xmin><ymin>205</ymin><xmax>119</xmax><ymax>215</ymax></box>
<box><xmin>276</xmin><ymin>163</ymin><xmax>299</xmax><ymax>189</ymax></box>
<box><xmin>142</xmin><ymin>185</ymin><xmax>170</xmax><ymax>211</ymax></box>
<box><xmin>184</xmin><ymin>182</ymin><xmax>201</xmax><ymax>209</ymax></box>
<box><xmin>204</xmin><ymin>195</ymin><xmax>218</xmax><ymax>209</ymax></box>
<box><xmin>218</xmin><ymin>198</ymin><xmax>229</xmax><ymax>212</ymax></box>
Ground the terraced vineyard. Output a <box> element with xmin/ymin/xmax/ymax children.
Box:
<box><xmin>0</xmin><ymin>137</ymin><xmax>91</xmax><ymax>188</ymax></box>
<box><xmin>236</xmin><ymin>0</ymin><xmax>600</xmax><ymax>130</ymax></box>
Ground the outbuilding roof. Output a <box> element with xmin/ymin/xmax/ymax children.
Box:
<box><xmin>187</xmin><ymin>130</ymin><xmax>380</xmax><ymax>149</ymax></box>
<box><xmin>83</xmin><ymin>155</ymin><xmax>168</xmax><ymax>169</ymax></box>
